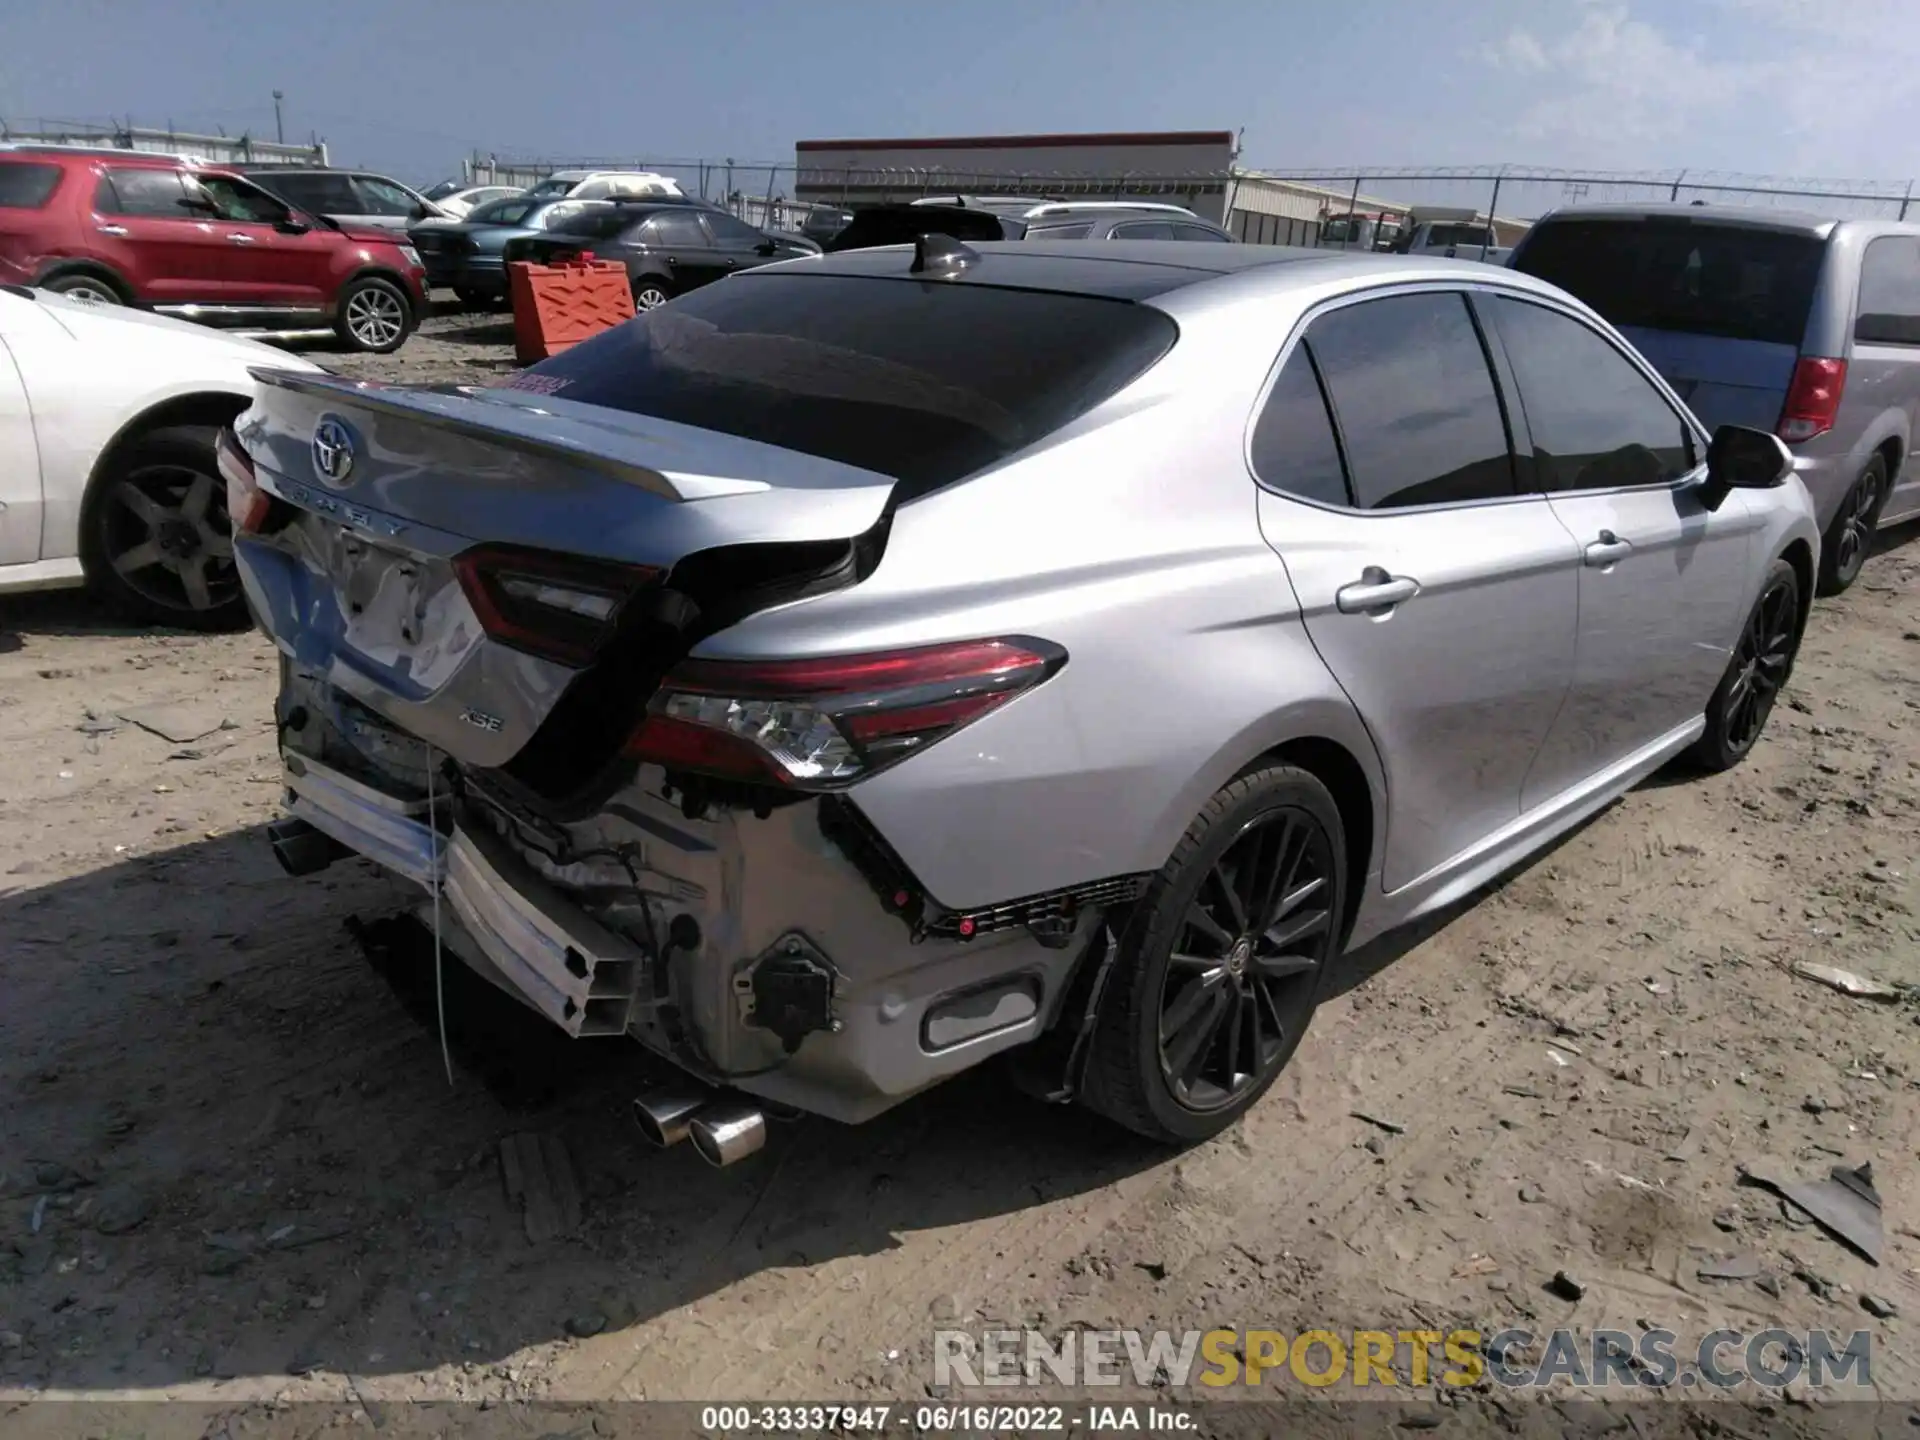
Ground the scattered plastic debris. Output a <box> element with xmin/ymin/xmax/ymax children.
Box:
<box><xmin>1790</xmin><ymin>961</ymin><xmax>1903</xmax><ymax>1001</ymax></box>
<box><xmin>1740</xmin><ymin>1161</ymin><xmax>1883</xmax><ymax>1265</ymax></box>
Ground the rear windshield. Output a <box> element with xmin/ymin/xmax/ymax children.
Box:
<box><xmin>827</xmin><ymin>207</ymin><xmax>1020</xmax><ymax>251</ymax></box>
<box><xmin>1514</xmin><ymin>218</ymin><xmax>1825</xmax><ymax>345</ymax></box>
<box><xmin>470</xmin><ymin>198</ymin><xmax>536</xmax><ymax>226</ymax></box>
<box><xmin>0</xmin><ymin>162</ymin><xmax>61</xmax><ymax>208</ymax></box>
<box><xmin>513</xmin><ymin>273</ymin><xmax>1178</xmax><ymax>498</ymax></box>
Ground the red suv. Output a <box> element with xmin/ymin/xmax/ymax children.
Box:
<box><xmin>0</xmin><ymin>147</ymin><xmax>427</xmax><ymax>353</ymax></box>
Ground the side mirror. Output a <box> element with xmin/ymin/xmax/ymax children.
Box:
<box><xmin>1700</xmin><ymin>424</ymin><xmax>1793</xmax><ymax>511</ymax></box>
<box><xmin>755</xmin><ymin>238</ymin><xmax>777</xmax><ymax>256</ymax></box>
<box><xmin>274</xmin><ymin>215</ymin><xmax>311</xmax><ymax>235</ymax></box>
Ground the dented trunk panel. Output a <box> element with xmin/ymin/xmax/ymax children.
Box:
<box><xmin>240</xmin><ymin>369</ymin><xmax>899</xmax><ymax>565</ymax></box>
<box><xmin>233</xmin><ymin>369</ymin><xmax>898</xmax><ymax>772</ymax></box>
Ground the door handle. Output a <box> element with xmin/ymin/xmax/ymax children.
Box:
<box><xmin>95</xmin><ymin>224</ymin><xmax>129</xmax><ymax>237</ymax></box>
<box><xmin>1583</xmin><ymin>530</ymin><xmax>1634</xmax><ymax>567</ymax></box>
<box><xmin>1335</xmin><ymin>567</ymin><xmax>1420</xmax><ymax>614</ymax></box>
<box><xmin>227</xmin><ymin>233</ymin><xmax>257</xmax><ymax>244</ymax></box>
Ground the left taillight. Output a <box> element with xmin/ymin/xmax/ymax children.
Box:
<box><xmin>215</xmin><ymin>426</ymin><xmax>273</xmax><ymax>534</ymax></box>
<box><xmin>453</xmin><ymin>544</ymin><xmax>660</xmax><ymax>666</ymax></box>
<box><xmin>624</xmin><ymin>637</ymin><xmax>1066</xmax><ymax>790</ymax></box>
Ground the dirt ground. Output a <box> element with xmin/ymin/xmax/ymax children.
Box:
<box><xmin>2</xmin><ymin>308</ymin><xmax>1920</xmax><ymax>1425</ymax></box>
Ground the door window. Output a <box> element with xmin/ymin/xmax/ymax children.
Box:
<box><xmin>1490</xmin><ymin>296</ymin><xmax>1695</xmax><ymax>492</ymax></box>
<box><xmin>353</xmin><ymin>176</ymin><xmax>422</xmax><ymax>217</ymax></box>
<box><xmin>1026</xmin><ymin>222</ymin><xmax>1092</xmax><ymax>240</ymax></box>
<box><xmin>263</xmin><ymin>172</ymin><xmax>362</xmax><ymax>215</ymax></box>
<box><xmin>1855</xmin><ymin>236</ymin><xmax>1920</xmax><ymax>345</ymax></box>
<box><xmin>702</xmin><ymin>212</ymin><xmax>764</xmax><ymax>247</ymax></box>
<box><xmin>1111</xmin><ymin>220</ymin><xmax>1175</xmax><ymax>240</ymax></box>
<box><xmin>191</xmin><ymin>175</ymin><xmax>291</xmax><ymax>225</ymax></box>
<box><xmin>1170</xmin><ymin>223</ymin><xmax>1230</xmax><ymax>243</ymax></box>
<box><xmin>98</xmin><ymin>168</ymin><xmax>190</xmax><ymax>217</ymax></box>
<box><xmin>640</xmin><ymin>212</ymin><xmax>708</xmax><ymax>248</ymax></box>
<box><xmin>1303</xmin><ymin>292</ymin><xmax>1515</xmax><ymax>509</ymax></box>
<box><xmin>1250</xmin><ymin>347</ymin><xmax>1350</xmax><ymax>507</ymax></box>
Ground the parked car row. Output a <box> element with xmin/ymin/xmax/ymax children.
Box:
<box><xmin>0</xmin><ymin>146</ymin><xmax>428</xmax><ymax>353</ymax></box>
<box><xmin>219</xmin><ymin>234</ymin><xmax>1836</xmax><ymax>1163</ymax></box>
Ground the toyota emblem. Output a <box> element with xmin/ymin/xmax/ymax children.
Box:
<box><xmin>311</xmin><ymin>416</ymin><xmax>356</xmax><ymax>486</ymax></box>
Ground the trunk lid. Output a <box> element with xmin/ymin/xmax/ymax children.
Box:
<box><xmin>237</xmin><ymin>369</ymin><xmax>895</xmax><ymax>777</ymax></box>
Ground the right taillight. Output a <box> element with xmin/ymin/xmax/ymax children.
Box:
<box><xmin>454</xmin><ymin>544</ymin><xmax>659</xmax><ymax>666</ymax></box>
<box><xmin>1778</xmin><ymin>357</ymin><xmax>1847</xmax><ymax>443</ymax></box>
<box><xmin>215</xmin><ymin>426</ymin><xmax>272</xmax><ymax>534</ymax></box>
<box><xmin>624</xmin><ymin>637</ymin><xmax>1066</xmax><ymax>790</ymax></box>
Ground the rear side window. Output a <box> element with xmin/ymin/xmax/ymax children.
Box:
<box><xmin>97</xmin><ymin>168</ymin><xmax>188</xmax><ymax>217</ymax></box>
<box><xmin>552</xmin><ymin>209</ymin><xmax>638</xmax><ymax>241</ymax></box>
<box><xmin>1111</xmin><ymin>221</ymin><xmax>1175</xmax><ymax>240</ymax></box>
<box><xmin>1304</xmin><ymin>293</ymin><xmax>1514</xmax><ymax>509</ymax></box>
<box><xmin>516</xmin><ymin>274</ymin><xmax>1178</xmax><ymax>498</ymax></box>
<box><xmin>1027</xmin><ymin>222</ymin><xmax>1092</xmax><ymax>240</ymax></box>
<box><xmin>1514</xmin><ymin>218</ymin><xmax>1824</xmax><ymax>346</ymax></box>
<box><xmin>1171</xmin><ymin>223</ymin><xmax>1230</xmax><ymax>243</ymax></box>
<box><xmin>1491</xmin><ymin>297</ymin><xmax>1694</xmax><ymax>492</ymax></box>
<box><xmin>1250</xmin><ymin>347</ymin><xmax>1350</xmax><ymax>507</ymax></box>
<box><xmin>641</xmin><ymin>212</ymin><xmax>707</xmax><ymax>247</ymax></box>
<box><xmin>471</xmin><ymin>199</ymin><xmax>536</xmax><ymax>226</ymax></box>
<box><xmin>0</xmin><ymin>162</ymin><xmax>60</xmax><ymax>209</ymax></box>
<box><xmin>1855</xmin><ymin>236</ymin><xmax>1920</xmax><ymax>345</ymax></box>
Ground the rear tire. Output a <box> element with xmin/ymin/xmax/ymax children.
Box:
<box><xmin>78</xmin><ymin>425</ymin><xmax>249</xmax><ymax>632</ymax></box>
<box><xmin>43</xmin><ymin>272</ymin><xmax>124</xmax><ymax>306</ymax></box>
<box><xmin>334</xmin><ymin>276</ymin><xmax>413</xmax><ymax>353</ymax></box>
<box><xmin>1081</xmin><ymin>765</ymin><xmax>1346</xmax><ymax>1145</ymax></box>
<box><xmin>631</xmin><ymin>275</ymin><xmax>673</xmax><ymax>311</ymax></box>
<box><xmin>1687</xmin><ymin>557</ymin><xmax>1801</xmax><ymax>773</ymax></box>
<box><xmin>1816</xmin><ymin>455</ymin><xmax>1887</xmax><ymax>596</ymax></box>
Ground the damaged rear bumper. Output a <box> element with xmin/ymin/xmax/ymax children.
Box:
<box><xmin>275</xmin><ymin>749</ymin><xmax>1091</xmax><ymax>1124</ymax></box>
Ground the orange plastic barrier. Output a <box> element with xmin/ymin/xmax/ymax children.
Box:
<box><xmin>507</xmin><ymin>253</ymin><xmax>635</xmax><ymax>365</ymax></box>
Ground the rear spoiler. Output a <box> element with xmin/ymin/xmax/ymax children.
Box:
<box><xmin>249</xmin><ymin>368</ymin><xmax>816</xmax><ymax>504</ymax></box>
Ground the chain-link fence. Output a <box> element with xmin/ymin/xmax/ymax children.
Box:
<box><xmin>0</xmin><ymin>116</ymin><xmax>327</xmax><ymax>167</ymax></box>
<box><xmin>1242</xmin><ymin>165</ymin><xmax>1920</xmax><ymax>227</ymax></box>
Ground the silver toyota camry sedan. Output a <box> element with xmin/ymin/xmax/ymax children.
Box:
<box><xmin>226</xmin><ymin>239</ymin><xmax>1819</xmax><ymax>1163</ymax></box>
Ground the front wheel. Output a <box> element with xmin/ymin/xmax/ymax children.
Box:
<box><xmin>1081</xmin><ymin>765</ymin><xmax>1347</xmax><ymax>1144</ymax></box>
<box><xmin>1688</xmin><ymin>557</ymin><xmax>1802</xmax><ymax>773</ymax></box>
<box><xmin>334</xmin><ymin>276</ymin><xmax>413</xmax><ymax>353</ymax></box>
<box><xmin>1817</xmin><ymin>455</ymin><xmax>1887</xmax><ymax>596</ymax></box>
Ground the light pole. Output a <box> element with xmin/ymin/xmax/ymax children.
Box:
<box><xmin>272</xmin><ymin>90</ymin><xmax>284</xmax><ymax>145</ymax></box>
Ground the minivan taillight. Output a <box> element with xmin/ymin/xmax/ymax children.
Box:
<box><xmin>624</xmin><ymin>638</ymin><xmax>1066</xmax><ymax>790</ymax></box>
<box><xmin>1778</xmin><ymin>357</ymin><xmax>1847</xmax><ymax>443</ymax></box>
<box><xmin>453</xmin><ymin>545</ymin><xmax>659</xmax><ymax>666</ymax></box>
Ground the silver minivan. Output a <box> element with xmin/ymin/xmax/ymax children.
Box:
<box><xmin>1511</xmin><ymin>204</ymin><xmax>1920</xmax><ymax>593</ymax></box>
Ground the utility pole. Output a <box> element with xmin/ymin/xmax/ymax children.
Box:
<box><xmin>272</xmin><ymin>90</ymin><xmax>284</xmax><ymax>144</ymax></box>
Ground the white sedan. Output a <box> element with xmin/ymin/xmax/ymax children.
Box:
<box><xmin>0</xmin><ymin>284</ymin><xmax>320</xmax><ymax>629</ymax></box>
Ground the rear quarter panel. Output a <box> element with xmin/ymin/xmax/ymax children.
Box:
<box><xmin>694</xmin><ymin>287</ymin><xmax>1389</xmax><ymax>912</ymax></box>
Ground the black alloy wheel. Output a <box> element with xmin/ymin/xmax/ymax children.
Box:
<box><xmin>1818</xmin><ymin>456</ymin><xmax>1886</xmax><ymax>595</ymax></box>
<box><xmin>1688</xmin><ymin>557</ymin><xmax>1801</xmax><ymax>773</ymax></box>
<box><xmin>1083</xmin><ymin>765</ymin><xmax>1346</xmax><ymax>1144</ymax></box>
<box><xmin>1156</xmin><ymin>804</ymin><xmax>1337</xmax><ymax>1111</ymax></box>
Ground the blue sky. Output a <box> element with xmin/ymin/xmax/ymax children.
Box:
<box><xmin>2</xmin><ymin>0</ymin><xmax>1912</xmax><ymax>187</ymax></box>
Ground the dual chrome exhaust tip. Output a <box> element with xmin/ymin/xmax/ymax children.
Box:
<box><xmin>632</xmin><ymin>1088</ymin><xmax>767</xmax><ymax>1168</ymax></box>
